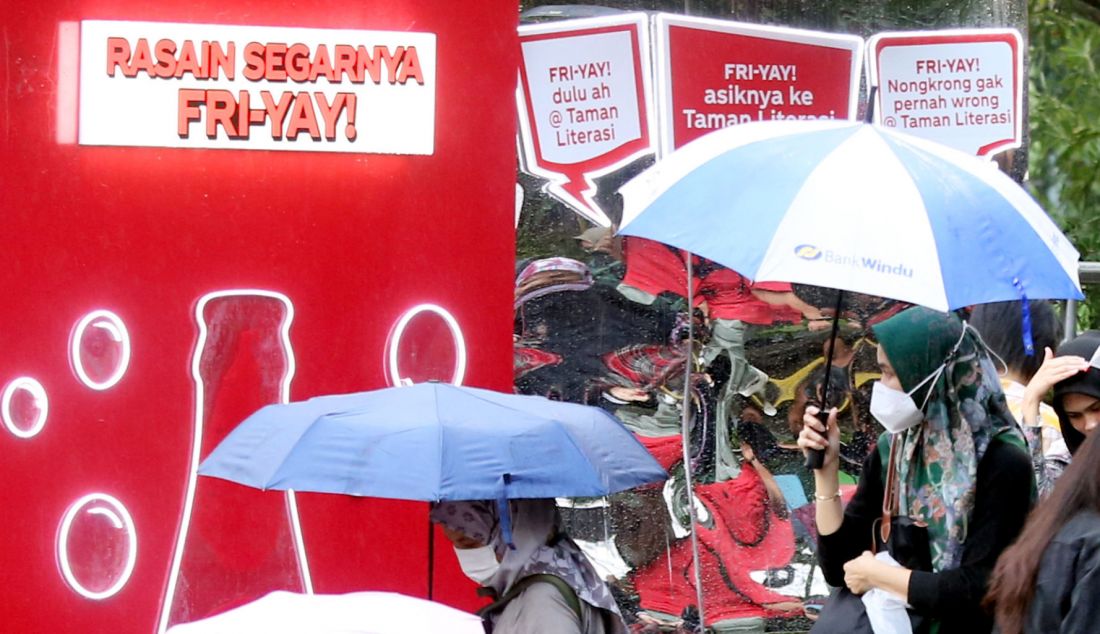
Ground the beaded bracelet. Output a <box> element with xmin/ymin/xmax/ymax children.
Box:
<box><xmin>814</xmin><ymin>491</ymin><xmax>841</xmax><ymax>502</ymax></box>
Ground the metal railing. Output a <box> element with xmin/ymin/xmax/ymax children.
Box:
<box><xmin>1080</xmin><ymin>262</ymin><xmax>1100</xmax><ymax>286</ymax></box>
<box><xmin>1062</xmin><ymin>262</ymin><xmax>1100</xmax><ymax>338</ymax></box>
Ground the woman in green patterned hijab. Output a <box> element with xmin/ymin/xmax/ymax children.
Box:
<box><xmin>872</xmin><ymin>306</ymin><xmax>1028</xmax><ymax>571</ymax></box>
<box><xmin>801</xmin><ymin>306</ymin><xmax>1034</xmax><ymax>634</ymax></box>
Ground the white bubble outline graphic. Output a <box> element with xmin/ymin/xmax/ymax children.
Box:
<box><xmin>70</xmin><ymin>309</ymin><xmax>131</xmax><ymax>390</ymax></box>
<box><xmin>386</xmin><ymin>303</ymin><xmax>467</xmax><ymax>386</ymax></box>
<box><xmin>57</xmin><ymin>493</ymin><xmax>138</xmax><ymax>600</ymax></box>
<box><xmin>2</xmin><ymin>376</ymin><xmax>49</xmax><ymax>439</ymax></box>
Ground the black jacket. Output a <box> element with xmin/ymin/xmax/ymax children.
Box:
<box><xmin>1024</xmin><ymin>510</ymin><xmax>1100</xmax><ymax>633</ymax></box>
<box><xmin>817</xmin><ymin>438</ymin><xmax>1033</xmax><ymax>634</ymax></box>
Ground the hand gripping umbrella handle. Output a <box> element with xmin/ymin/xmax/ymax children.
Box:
<box><xmin>804</xmin><ymin>409</ymin><xmax>828</xmax><ymax>470</ymax></box>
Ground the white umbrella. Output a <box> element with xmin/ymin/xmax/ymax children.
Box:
<box><xmin>164</xmin><ymin>591</ymin><xmax>483</xmax><ymax>634</ymax></box>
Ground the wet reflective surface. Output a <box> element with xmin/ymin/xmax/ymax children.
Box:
<box><xmin>515</xmin><ymin>3</ymin><xmax>1024</xmax><ymax>630</ymax></box>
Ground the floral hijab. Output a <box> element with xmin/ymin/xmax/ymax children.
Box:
<box><xmin>872</xmin><ymin>307</ymin><xmax>1027</xmax><ymax>572</ymax></box>
<box><xmin>430</xmin><ymin>499</ymin><xmax>625</xmax><ymax>631</ymax></box>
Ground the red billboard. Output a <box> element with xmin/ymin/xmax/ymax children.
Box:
<box><xmin>654</xmin><ymin>15</ymin><xmax>863</xmax><ymax>153</ymax></box>
<box><xmin>0</xmin><ymin>1</ymin><xmax>517</xmax><ymax>632</ymax></box>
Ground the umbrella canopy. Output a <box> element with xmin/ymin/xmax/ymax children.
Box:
<box><xmin>164</xmin><ymin>590</ymin><xmax>483</xmax><ymax>634</ymax></box>
<box><xmin>618</xmin><ymin>120</ymin><xmax>1083</xmax><ymax>311</ymax></box>
<box><xmin>198</xmin><ymin>382</ymin><xmax>667</xmax><ymax>501</ymax></box>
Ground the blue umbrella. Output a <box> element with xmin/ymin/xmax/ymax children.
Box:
<box><xmin>199</xmin><ymin>383</ymin><xmax>665</xmax><ymax>571</ymax></box>
<box><xmin>198</xmin><ymin>382</ymin><xmax>665</xmax><ymax>503</ymax></box>
<box><xmin>618</xmin><ymin>119</ymin><xmax>1083</xmax><ymax>311</ymax></box>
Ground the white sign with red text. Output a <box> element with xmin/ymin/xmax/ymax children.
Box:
<box><xmin>868</xmin><ymin>29</ymin><xmax>1022</xmax><ymax>156</ymax></box>
<box><xmin>517</xmin><ymin>14</ymin><xmax>654</xmax><ymax>227</ymax></box>
<box><xmin>79</xmin><ymin>20</ymin><xmax>436</xmax><ymax>154</ymax></box>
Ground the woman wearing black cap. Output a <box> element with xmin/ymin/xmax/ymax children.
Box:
<box><xmin>1021</xmin><ymin>331</ymin><xmax>1100</xmax><ymax>456</ymax></box>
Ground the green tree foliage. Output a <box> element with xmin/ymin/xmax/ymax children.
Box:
<box><xmin>1028</xmin><ymin>0</ymin><xmax>1100</xmax><ymax>324</ymax></box>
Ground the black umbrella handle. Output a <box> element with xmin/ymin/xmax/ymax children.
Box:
<box><xmin>804</xmin><ymin>410</ymin><xmax>828</xmax><ymax>470</ymax></box>
<box><xmin>805</xmin><ymin>290</ymin><xmax>845</xmax><ymax>471</ymax></box>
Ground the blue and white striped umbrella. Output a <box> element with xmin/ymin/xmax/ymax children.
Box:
<box><xmin>618</xmin><ymin>120</ymin><xmax>1083</xmax><ymax>311</ymax></box>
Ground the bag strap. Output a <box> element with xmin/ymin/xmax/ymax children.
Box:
<box><xmin>477</xmin><ymin>574</ymin><xmax>584</xmax><ymax>625</ymax></box>
<box><xmin>877</xmin><ymin>435</ymin><xmax>901</xmax><ymax>550</ymax></box>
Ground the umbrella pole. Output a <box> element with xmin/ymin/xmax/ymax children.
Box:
<box><xmin>427</xmin><ymin>516</ymin><xmax>434</xmax><ymax>600</ymax></box>
<box><xmin>679</xmin><ymin>253</ymin><xmax>707</xmax><ymax>630</ymax></box>
<box><xmin>805</xmin><ymin>290</ymin><xmax>845</xmax><ymax>470</ymax></box>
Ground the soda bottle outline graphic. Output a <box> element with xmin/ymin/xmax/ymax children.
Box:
<box><xmin>157</xmin><ymin>289</ymin><xmax>312</xmax><ymax>634</ymax></box>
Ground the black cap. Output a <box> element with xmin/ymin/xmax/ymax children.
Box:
<box><xmin>1052</xmin><ymin>330</ymin><xmax>1100</xmax><ymax>453</ymax></box>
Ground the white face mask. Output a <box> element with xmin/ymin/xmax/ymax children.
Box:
<box><xmin>872</xmin><ymin>324</ymin><xmax>977</xmax><ymax>434</ymax></box>
<box><xmin>870</xmin><ymin>381</ymin><xmax>924</xmax><ymax>434</ymax></box>
<box><xmin>454</xmin><ymin>545</ymin><xmax>500</xmax><ymax>584</ymax></box>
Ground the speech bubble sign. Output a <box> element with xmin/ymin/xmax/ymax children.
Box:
<box><xmin>517</xmin><ymin>14</ymin><xmax>655</xmax><ymax>227</ymax></box>
<box><xmin>867</xmin><ymin>29</ymin><xmax>1023</xmax><ymax>157</ymax></box>
<box><xmin>654</xmin><ymin>15</ymin><xmax>863</xmax><ymax>154</ymax></box>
